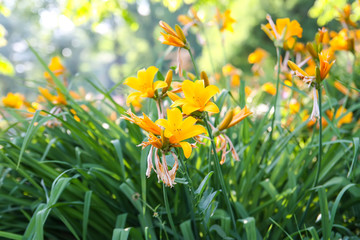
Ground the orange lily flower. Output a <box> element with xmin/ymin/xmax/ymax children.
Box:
<box><xmin>159</xmin><ymin>21</ymin><xmax>188</xmax><ymax>48</ymax></box>
<box><xmin>2</xmin><ymin>92</ymin><xmax>24</xmax><ymax>109</ymax></box>
<box><xmin>171</xmin><ymin>80</ymin><xmax>220</xmax><ymax>115</ymax></box>
<box><xmin>44</xmin><ymin>56</ymin><xmax>67</xmax><ymax>85</ymax></box>
<box><xmin>38</xmin><ymin>87</ymin><xmax>67</xmax><ymax>105</ymax></box>
<box><xmin>122</xmin><ymin>110</ymin><xmax>162</xmax><ymax>136</ymax></box>
<box><xmin>123</xmin><ymin>66</ymin><xmax>167</xmax><ymax>105</ymax></box>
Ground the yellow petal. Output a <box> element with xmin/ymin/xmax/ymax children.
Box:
<box><xmin>126</xmin><ymin>92</ymin><xmax>142</xmax><ymax>105</ymax></box>
<box><xmin>200</xmin><ymin>85</ymin><xmax>219</xmax><ymax>104</ymax></box>
<box><xmin>167</xmin><ymin>108</ymin><xmax>183</xmax><ymax>127</ymax></box>
<box><xmin>155</xmin><ymin>119</ymin><xmax>169</xmax><ymax>129</ymax></box>
<box><xmin>202</xmin><ymin>102</ymin><xmax>219</xmax><ymax>113</ymax></box>
<box><xmin>182</xmin><ymin>103</ymin><xmax>201</xmax><ymax>115</ymax></box>
<box><xmin>179</xmin><ymin>141</ymin><xmax>192</xmax><ymax>158</ymax></box>
<box><xmin>167</xmin><ymin>92</ymin><xmax>181</xmax><ymax>101</ymax></box>
<box><xmin>154</xmin><ymin>80</ymin><xmax>168</xmax><ymax>90</ymax></box>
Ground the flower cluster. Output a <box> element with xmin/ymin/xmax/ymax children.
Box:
<box><xmin>122</xmin><ymin>20</ymin><xmax>252</xmax><ymax>187</ymax></box>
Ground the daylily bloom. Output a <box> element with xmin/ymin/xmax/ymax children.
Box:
<box><xmin>38</xmin><ymin>87</ymin><xmax>67</xmax><ymax>105</ymax></box>
<box><xmin>222</xmin><ymin>64</ymin><xmax>242</xmax><ymax>87</ymax></box>
<box><xmin>122</xmin><ymin>110</ymin><xmax>162</xmax><ymax>136</ymax></box>
<box><xmin>2</xmin><ymin>92</ymin><xmax>24</xmax><ymax>109</ymax></box>
<box><xmin>327</xmin><ymin>106</ymin><xmax>353</xmax><ymax>127</ymax></box>
<box><xmin>159</xmin><ymin>21</ymin><xmax>188</xmax><ymax>48</ymax></box>
<box><xmin>124</xmin><ymin>108</ymin><xmax>206</xmax><ymax>187</ymax></box>
<box><xmin>262</xmin><ymin>15</ymin><xmax>302</xmax><ymax>49</ymax></box>
<box><xmin>289</xmin><ymin>99</ymin><xmax>300</xmax><ymax>114</ymax></box>
<box><xmin>178</xmin><ymin>7</ymin><xmax>201</xmax><ymax>30</ymax></box>
<box><xmin>170</xmin><ymin>80</ymin><xmax>220</xmax><ymax>115</ymax></box>
<box><xmin>338</xmin><ymin>4</ymin><xmax>357</xmax><ymax>28</ymax></box>
<box><xmin>215</xmin><ymin>9</ymin><xmax>236</xmax><ymax>33</ymax></box>
<box><xmin>44</xmin><ymin>56</ymin><xmax>67</xmax><ymax>86</ymax></box>
<box><xmin>248</xmin><ymin>48</ymin><xmax>268</xmax><ymax>64</ymax></box>
<box><xmin>158</xmin><ymin>21</ymin><xmax>189</xmax><ymax>76</ymax></box>
<box><xmin>288</xmin><ymin>50</ymin><xmax>335</xmax><ymax>121</ymax></box>
<box><xmin>262</xmin><ymin>82</ymin><xmax>276</xmax><ymax>96</ymax></box>
<box><xmin>330</xmin><ymin>29</ymin><xmax>350</xmax><ymax>51</ymax></box>
<box><xmin>155</xmin><ymin>108</ymin><xmax>206</xmax><ymax>158</ymax></box>
<box><xmin>123</xmin><ymin>66</ymin><xmax>167</xmax><ymax>105</ymax></box>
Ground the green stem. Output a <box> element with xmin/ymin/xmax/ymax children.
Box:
<box><xmin>299</xmin><ymin>86</ymin><xmax>323</xmax><ymax>227</ymax></box>
<box><xmin>177</xmin><ymin>152</ymin><xmax>200</xmax><ymax>240</ymax></box>
<box><xmin>188</xmin><ymin>49</ymin><xmax>199</xmax><ymax>79</ymax></box>
<box><xmin>163</xmin><ymin>184</ymin><xmax>179</xmax><ymax>240</ymax></box>
<box><xmin>203</xmin><ymin>114</ymin><xmax>237</xmax><ymax>233</ymax></box>
<box><xmin>270</xmin><ymin>47</ymin><xmax>281</xmax><ymax>142</ymax></box>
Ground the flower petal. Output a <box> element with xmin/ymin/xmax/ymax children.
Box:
<box><xmin>202</xmin><ymin>101</ymin><xmax>219</xmax><ymax>113</ymax></box>
<box><xmin>154</xmin><ymin>80</ymin><xmax>168</xmax><ymax>90</ymax></box>
<box><xmin>179</xmin><ymin>141</ymin><xmax>192</xmax><ymax>158</ymax></box>
<box><xmin>182</xmin><ymin>103</ymin><xmax>201</xmax><ymax>115</ymax></box>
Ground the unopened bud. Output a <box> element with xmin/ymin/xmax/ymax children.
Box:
<box><xmin>200</xmin><ymin>71</ymin><xmax>210</xmax><ymax>87</ymax></box>
<box><xmin>306</xmin><ymin>42</ymin><xmax>318</xmax><ymax>59</ymax></box>
<box><xmin>187</xmin><ymin>72</ymin><xmax>196</xmax><ymax>80</ymax></box>
<box><xmin>347</xmin><ymin>38</ymin><xmax>355</xmax><ymax>53</ymax></box>
<box><xmin>218</xmin><ymin>110</ymin><xmax>234</xmax><ymax>131</ymax></box>
<box><xmin>162</xmin><ymin>70</ymin><xmax>173</xmax><ymax>94</ymax></box>
<box><xmin>175</xmin><ymin>25</ymin><xmax>187</xmax><ymax>44</ymax></box>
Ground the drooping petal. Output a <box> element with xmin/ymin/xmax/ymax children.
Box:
<box><xmin>179</xmin><ymin>141</ymin><xmax>192</xmax><ymax>158</ymax></box>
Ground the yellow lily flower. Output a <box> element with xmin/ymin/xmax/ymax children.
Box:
<box><xmin>327</xmin><ymin>106</ymin><xmax>353</xmax><ymax>127</ymax></box>
<box><xmin>248</xmin><ymin>48</ymin><xmax>268</xmax><ymax>64</ymax></box>
<box><xmin>155</xmin><ymin>108</ymin><xmax>206</xmax><ymax>158</ymax></box>
<box><xmin>262</xmin><ymin>82</ymin><xmax>276</xmax><ymax>96</ymax></box>
<box><xmin>262</xmin><ymin>15</ymin><xmax>302</xmax><ymax>48</ymax></box>
<box><xmin>2</xmin><ymin>92</ymin><xmax>24</xmax><ymax>109</ymax></box>
<box><xmin>123</xmin><ymin>66</ymin><xmax>167</xmax><ymax>105</ymax></box>
<box><xmin>215</xmin><ymin>9</ymin><xmax>236</xmax><ymax>33</ymax></box>
<box><xmin>170</xmin><ymin>80</ymin><xmax>220</xmax><ymax>115</ymax></box>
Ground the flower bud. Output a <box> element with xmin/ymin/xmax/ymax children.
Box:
<box><xmin>200</xmin><ymin>71</ymin><xmax>210</xmax><ymax>87</ymax></box>
<box><xmin>175</xmin><ymin>24</ymin><xmax>187</xmax><ymax>44</ymax></box>
<box><xmin>187</xmin><ymin>72</ymin><xmax>196</xmax><ymax>80</ymax></box>
<box><xmin>218</xmin><ymin>110</ymin><xmax>234</xmax><ymax>131</ymax></box>
<box><xmin>162</xmin><ymin>70</ymin><xmax>173</xmax><ymax>94</ymax></box>
<box><xmin>306</xmin><ymin>42</ymin><xmax>318</xmax><ymax>59</ymax></box>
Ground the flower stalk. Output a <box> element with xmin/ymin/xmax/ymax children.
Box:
<box><xmin>203</xmin><ymin>113</ymin><xmax>237</xmax><ymax>232</ymax></box>
<box><xmin>270</xmin><ymin>47</ymin><xmax>281</xmax><ymax>142</ymax></box>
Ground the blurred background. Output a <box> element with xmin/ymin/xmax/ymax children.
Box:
<box><xmin>0</xmin><ymin>0</ymin><xmax>348</xmax><ymax>99</ymax></box>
